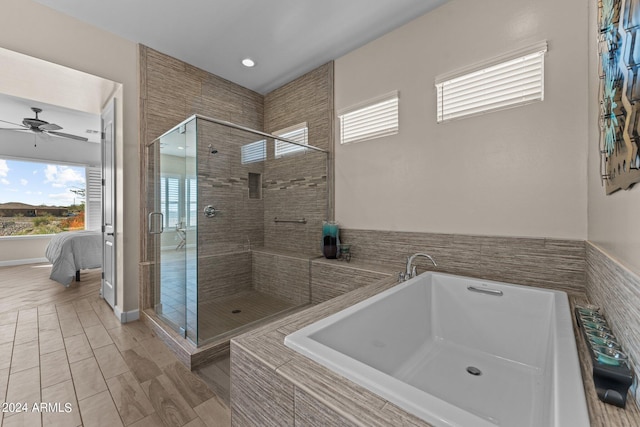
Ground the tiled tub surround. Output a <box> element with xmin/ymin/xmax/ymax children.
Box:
<box><xmin>230</xmin><ymin>272</ymin><xmax>640</xmax><ymax>426</ymax></box>
<box><xmin>230</xmin><ymin>232</ymin><xmax>640</xmax><ymax>426</ymax></box>
<box><xmin>285</xmin><ymin>272</ymin><xmax>589</xmax><ymax>426</ymax></box>
<box><xmin>339</xmin><ymin>229</ymin><xmax>586</xmax><ymax>295</ymax></box>
<box><xmin>586</xmin><ymin>242</ymin><xmax>640</xmax><ymax>410</ymax></box>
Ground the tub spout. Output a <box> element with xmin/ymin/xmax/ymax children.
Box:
<box><xmin>405</xmin><ymin>253</ymin><xmax>437</xmax><ymax>279</ymax></box>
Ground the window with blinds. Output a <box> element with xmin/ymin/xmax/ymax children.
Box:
<box><xmin>436</xmin><ymin>44</ymin><xmax>547</xmax><ymax>123</ymax></box>
<box><xmin>85</xmin><ymin>167</ymin><xmax>102</xmax><ymax>231</ymax></box>
<box><xmin>161</xmin><ymin>176</ymin><xmax>180</xmax><ymax>228</ymax></box>
<box><xmin>275</xmin><ymin>123</ymin><xmax>308</xmax><ymax>158</ymax></box>
<box><xmin>186</xmin><ymin>178</ymin><xmax>197</xmax><ymax>227</ymax></box>
<box><xmin>338</xmin><ymin>91</ymin><xmax>399</xmax><ymax>144</ymax></box>
<box><xmin>241</xmin><ymin>139</ymin><xmax>266</xmax><ymax>164</ymax></box>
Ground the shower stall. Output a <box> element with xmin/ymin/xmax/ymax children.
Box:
<box><xmin>145</xmin><ymin>115</ymin><xmax>329</xmax><ymax>347</ymax></box>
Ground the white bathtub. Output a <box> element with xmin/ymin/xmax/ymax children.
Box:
<box><xmin>284</xmin><ymin>272</ymin><xmax>589</xmax><ymax>427</ymax></box>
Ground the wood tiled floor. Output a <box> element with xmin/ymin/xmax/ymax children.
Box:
<box><xmin>0</xmin><ymin>263</ymin><xmax>230</xmax><ymax>427</ymax></box>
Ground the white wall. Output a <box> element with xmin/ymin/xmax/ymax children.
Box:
<box><xmin>0</xmin><ymin>0</ymin><xmax>139</xmax><ymax>313</ymax></box>
<box><xmin>335</xmin><ymin>0</ymin><xmax>589</xmax><ymax>239</ymax></box>
<box><xmin>587</xmin><ymin>1</ymin><xmax>640</xmax><ymax>275</ymax></box>
<box><xmin>0</xmin><ymin>235</ymin><xmax>50</xmax><ymax>267</ymax></box>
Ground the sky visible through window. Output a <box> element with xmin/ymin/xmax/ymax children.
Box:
<box><xmin>0</xmin><ymin>158</ymin><xmax>85</xmax><ymax>207</ymax></box>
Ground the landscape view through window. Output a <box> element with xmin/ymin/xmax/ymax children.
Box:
<box><xmin>0</xmin><ymin>158</ymin><xmax>86</xmax><ymax>236</ymax></box>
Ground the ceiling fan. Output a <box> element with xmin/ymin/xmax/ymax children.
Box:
<box><xmin>0</xmin><ymin>107</ymin><xmax>89</xmax><ymax>142</ymax></box>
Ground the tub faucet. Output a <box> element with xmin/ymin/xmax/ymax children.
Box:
<box><xmin>400</xmin><ymin>253</ymin><xmax>437</xmax><ymax>281</ymax></box>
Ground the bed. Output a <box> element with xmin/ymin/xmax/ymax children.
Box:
<box><xmin>45</xmin><ymin>230</ymin><xmax>102</xmax><ymax>286</ymax></box>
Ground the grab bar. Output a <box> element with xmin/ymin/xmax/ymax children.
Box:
<box><xmin>467</xmin><ymin>286</ymin><xmax>503</xmax><ymax>297</ymax></box>
<box><xmin>274</xmin><ymin>217</ymin><xmax>307</xmax><ymax>224</ymax></box>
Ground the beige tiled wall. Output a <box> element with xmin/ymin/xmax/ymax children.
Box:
<box><xmin>340</xmin><ymin>229</ymin><xmax>586</xmax><ymax>295</ymax></box>
<box><xmin>263</xmin><ymin>62</ymin><xmax>334</xmax><ymax>256</ymax></box>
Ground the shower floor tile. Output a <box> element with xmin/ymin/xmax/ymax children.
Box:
<box><xmin>198</xmin><ymin>290</ymin><xmax>297</xmax><ymax>342</ymax></box>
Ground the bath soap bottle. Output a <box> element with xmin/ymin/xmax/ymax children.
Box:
<box><xmin>322</xmin><ymin>221</ymin><xmax>339</xmax><ymax>259</ymax></box>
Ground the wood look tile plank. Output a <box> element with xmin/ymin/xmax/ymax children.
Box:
<box><xmin>0</xmin><ymin>367</ymin><xmax>8</xmax><ymax>402</ymax></box>
<box><xmin>37</xmin><ymin>304</ymin><xmax>57</xmax><ymax>316</ymax></box>
<box><xmin>137</xmin><ymin>337</ymin><xmax>178</xmax><ymax>368</ymax></box>
<box><xmin>2</xmin><ymin>410</ymin><xmax>42</xmax><ymax>427</ymax></box>
<box><xmin>37</xmin><ymin>313</ymin><xmax>60</xmax><ymax>332</ymax></box>
<box><xmin>84</xmin><ymin>324</ymin><xmax>114</xmax><ymax>349</ymax></box>
<box><xmin>0</xmin><ymin>341</ymin><xmax>13</xmax><ymax>371</ymax></box>
<box><xmin>128</xmin><ymin>413</ymin><xmax>164</xmax><ymax>427</ymax></box>
<box><xmin>39</xmin><ymin>328</ymin><xmax>65</xmax><ymax>355</ymax></box>
<box><xmin>107</xmin><ymin>327</ymin><xmax>141</xmax><ymax>352</ymax></box>
<box><xmin>106</xmin><ymin>372</ymin><xmax>154</xmax><ymax>426</ymax></box>
<box><xmin>59</xmin><ymin>315</ymin><xmax>84</xmax><ymax>338</ymax></box>
<box><xmin>10</xmin><ymin>339</ymin><xmax>39</xmax><ymax>373</ymax></box>
<box><xmin>94</xmin><ymin>344</ymin><xmax>129</xmax><ymax>379</ymax></box>
<box><xmin>55</xmin><ymin>303</ymin><xmax>78</xmax><ymax>321</ymax></box>
<box><xmin>77</xmin><ymin>310</ymin><xmax>102</xmax><ymax>329</ymax></box>
<box><xmin>64</xmin><ymin>333</ymin><xmax>93</xmax><ymax>363</ymax></box>
<box><xmin>70</xmin><ymin>357</ymin><xmax>108</xmax><ymax>400</ymax></box>
<box><xmin>193</xmin><ymin>395</ymin><xmax>231</xmax><ymax>427</ymax></box>
<box><xmin>163</xmin><ymin>361</ymin><xmax>214</xmax><ymax>408</ymax></box>
<box><xmin>41</xmin><ymin>379</ymin><xmax>82</xmax><ymax>427</ymax></box>
<box><xmin>13</xmin><ymin>320</ymin><xmax>38</xmax><ymax>345</ymax></box>
<box><xmin>142</xmin><ymin>374</ymin><xmax>197</xmax><ymax>427</ymax></box>
<box><xmin>73</xmin><ymin>298</ymin><xmax>94</xmax><ymax>313</ymax></box>
<box><xmin>122</xmin><ymin>346</ymin><xmax>162</xmax><ymax>384</ymax></box>
<box><xmin>0</xmin><ymin>311</ymin><xmax>18</xmax><ymax>326</ymax></box>
<box><xmin>6</xmin><ymin>365</ymin><xmax>40</xmax><ymax>406</ymax></box>
<box><xmin>79</xmin><ymin>390</ymin><xmax>124</xmax><ymax>427</ymax></box>
<box><xmin>41</xmin><ymin>349</ymin><xmax>72</xmax><ymax>389</ymax></box>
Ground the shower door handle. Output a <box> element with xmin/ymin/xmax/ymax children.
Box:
<box><xmin>148</xmin><ymin>212</ymin><xmax>164</xmax><ymax>234</ymax></box>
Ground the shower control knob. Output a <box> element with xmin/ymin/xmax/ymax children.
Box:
<box><xmin>203</xmin><ymin>205</ymin><xmax>217</xmax><ymax>218</ymax></box>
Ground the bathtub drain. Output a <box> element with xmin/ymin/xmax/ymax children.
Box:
<box><xmin>466</xmin><ymin>366</ymin><xmax>482</xmax><ymax>376</ymax></box>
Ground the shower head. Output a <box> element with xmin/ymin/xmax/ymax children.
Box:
<box><xmin>208</xmin><ymin>144</ymin><xmax>218</xmax><ymax>154</ymax></box>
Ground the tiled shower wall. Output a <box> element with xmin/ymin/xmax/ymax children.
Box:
<box><xmin>139</xmin><ymin>45</ymin><xmax>333</xmax><ymax>311</ymax></box>
<box><xmin>264</xmin><ymin>63</ymin><xmax>334</xmax><ymax>256</ymax></box>
<box><xmin>139</xmin><ymin>45</ymin><xmax>264</xmax><ymax>309</ymax></box>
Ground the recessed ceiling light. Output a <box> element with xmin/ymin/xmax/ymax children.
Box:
<box><xmin>242</xmin><ymin>58</ymin><xmax>255</xmax><ymax>68</ymax></box>
<box><xmin>177</xmin><ymin>146</ymin><xmax>184</xmax><ymax>150</ymax></box>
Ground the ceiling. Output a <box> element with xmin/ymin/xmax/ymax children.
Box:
<box><xmin>33</xmin><ymin>0</ymin><xmax>448</xmax><ymax>94</ymax></box>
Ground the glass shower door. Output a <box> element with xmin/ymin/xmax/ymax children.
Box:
<box><xmin>149</xmin><ymin>118</ymin><xmax>197</xmax><ymax>341</ymax></box>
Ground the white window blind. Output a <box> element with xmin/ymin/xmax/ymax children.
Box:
<box><xmin>85</xmin><ymin>167</ymin><xmax>102</xmax><ymax>231</ymax></box>
<box><xmin>186</xmin><ymin>177</ymin><xmax>197</xmax><ymax>227</ymax></box>
<box><xmin>161</xmin><ymin>177</ymin><xmax>180</xmax><ymax>228</ymax></box>
<box><xmin>241</xmin><ymin>139</ymin><xmax>266</xmax><ymax>164</ymax></box>
<box><xmin>436</xmin><ymin>44</ymin><xmax>547</xmax><ymax>123</ymax></box>
<box><xmin>338</xmin><ymin>91</ymin><xmax>399</xmax><ymax>144</ymax></box>
<box><xmin>275</xmin><ymin>123</ymin><xmax>308</xmax><ymax>158</ymax></box>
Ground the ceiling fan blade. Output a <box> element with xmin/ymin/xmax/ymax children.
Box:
<box><xmin>46</xmin><ymin>130</ymin><xmax>89</xmax><ymax>142</ymax></box>
<box><xmin>0</xmin><ymin>119</ymin><xmax>27</xmax><ymax>128</ymax></box>
<box><xmin>0</xmin><ymin>127</ymin><xmax>31</xmax><ymax>131</ymax></box>
<box><xmin>39</xmin><ymin>123</ymin><xmax>62</xmax><ymax>131</ymax></box>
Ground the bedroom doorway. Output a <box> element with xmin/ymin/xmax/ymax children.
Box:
<box><xmin>0</xmin><ymin>46</ymin><xmax>122</xmax><ymax>313</ymax></box>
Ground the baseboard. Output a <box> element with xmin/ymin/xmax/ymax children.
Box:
<box><xmin>0</xmin><ymin>257</ymin><xmax>48</xmax><ymax>267</ymax></box>
<box><xmin>114</xmin><ymin>306</ymin><xmax>140</xmax><ymax>323</ymax></box>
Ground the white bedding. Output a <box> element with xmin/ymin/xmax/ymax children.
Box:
<box><xmin>45</xmin><ymin>230</ymin><xmax>102</xmax><ymax>286</ymax></box>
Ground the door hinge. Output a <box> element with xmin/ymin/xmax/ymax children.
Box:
<box><xmin>101</xmin><ymin>132</ymin><xmax>106</xmax><ymax>140</ymax></box>
<box><xmin>102</xmin><ymin>225</ymin><xmax>105</xmax><ymax>233</ymax></box>
<box><xmin>101</xmin><ymin>272</ymin><xmax>104</xmax><ymax>279</ymax></box>
<box><xmin>102</xmin><ymin>179</ymin><xmax>105</xmax><ymax>186</ymax></box>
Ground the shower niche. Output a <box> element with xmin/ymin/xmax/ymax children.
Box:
<box><xmin>145</xmin><ymin>115</ymin><xmax>328</xmax><ymax>353</ymax></box>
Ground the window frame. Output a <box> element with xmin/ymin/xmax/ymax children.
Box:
<box><xmin>435</xmin><ymin>42</ymin><xmax>548</xmax><ymax>123</ymax></box>
<box><xmin>338</xmin><ymin>91</ymin><xmax>399</xmax><ymax>145</ymax></box>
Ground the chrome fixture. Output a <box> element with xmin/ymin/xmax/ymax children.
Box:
<box><xmin>399</xmin><ymin>253</ymin><xmax>437</xmax><ymax>282</ymax></box>
<box><xmin>203</xmin><ymin>205</ymin><xmax>218</xmax><ymax>218</ymax></box>
<box><xmin>467</xmin><ymin>286</ymin><xmax>503</xmax><ymax>297</ymax></box>
<box><xmin>274</xmin><ymin>217</ymin><xmax>307</xmax><ymax>224</ymax></box>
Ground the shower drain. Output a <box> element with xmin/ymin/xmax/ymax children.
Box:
<box><xmin>231</xmin><ymin>309</ymin><xmax>241</xmax><ymax>314</ymax></box>
<box><xmin>466</xmin><ymin>366</ymin><xmax>482</xmax><ymax>376</ymax></box>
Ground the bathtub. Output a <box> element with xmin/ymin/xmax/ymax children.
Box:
<box><xmin>284</xmin><ymin>272</ymin><xmax>589</xmax><ymax>427</ymax></box>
